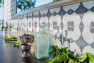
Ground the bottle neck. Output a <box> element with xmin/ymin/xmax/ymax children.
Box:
<box><xmin>39</xmin><ymin>26</ymin><xmax>45</xmax><ymax>32</ymax></box>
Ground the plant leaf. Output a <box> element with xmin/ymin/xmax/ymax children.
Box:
<box><xmin>78</xmin><ymin>53</ymin><xmax>87</xmax><ymax>62</ymax></box>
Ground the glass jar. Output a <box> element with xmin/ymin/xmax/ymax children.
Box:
<box><xmin>35</xmin><ymin>24</ymin><xmax>49</xmax><ymax>59</ymax></box>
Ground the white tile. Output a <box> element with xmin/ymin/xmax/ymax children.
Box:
<box><xmin>82</xmin><ymin>45</ymin><xmax>94</xmax><ymax>54</ymax></box>
<box><xmin>50</xmin><ymin>7</ymin><xmax>60</xmax><ymax>14</ymax></box>
<box><xmin>70</xmin><ymin>13</ymin><xmax>81</xmax><ymax>27</ymax></box>
<box><xmin>82</xmin><ymin>11</ymin><xmax>94</xmax><ymax>27</ymax></box>
<box><xmin>62</xmin><ymin>14</ymin><xmax>71</xmax><ymax>26</ymax></box>
<box><xmin>70</xmin><ymin>42</ymin><xmax>81</xmax><ymax>54</ymax></box>
<box><xmin>40</xmin><ymin>16</ymin><xmax>48</xmax><ymax>24</ymax></box>
<box><xmin>28</xmin><ymin>18</ymin><xmax>33</xmax><ymax>32</ymax></box>
<box><xmin>32</xmin><ymin>17</ymin><xmax>39</xmax><ymax>32</ymax></box>
<box><xmin>33</xmin><ymin>12</ymin><xmax>39</xmax><ymax>16</ymax></box>
<box><xmin>82</xmin><ymin>27</ymin><xmax>94</xmax><ymax>44</ymax></box>
<box><xmin>63</xmin><ymin>26</ymin><xmax>71</xmax><ymax>38</ymax></box>
<box><xmin>49</xmin><ymin>15</ymin><xmax>61</xmax><ymax>31</ymax></box>
<box><xmin>63</xmin><ymin>3</ymin><xmax>80</xmax><ymax>12</ymax></box>
<box><xmin>40</xmin><ymin>10</ymin><xmax>48</xmax><ymax>15</ymax></box>
<box><xmin>71</xmin><ymin>27</ymin><xmax>81</xmax><ymax>41</ymax></box>
<box><xmin>83</xmin><ymin>0</ymin><xmax>94</xmax><ymax>9</ymax></box>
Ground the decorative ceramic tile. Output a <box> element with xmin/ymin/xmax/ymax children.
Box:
<box><xmin>63</xmin><ymin>3</ymin><xmax>80</xmax><ymax>12</ymax></box>
<box><xmin>40</xmin><ymin>10</ymin><xmax>48</xmax><ymax>15</ymax></box>
<box><xmin>90</xmin><ymin>6</ymin><xmax>94</xmax><ymax>12</ymax></box>
<box><xmin>83</xmin><ymin>0</ymin><xmax>94</xmax><ymax>10</ymax></box>
<box><xmin>50</xmin><ymin>7</ymin><xmax>60</xmax><ymax>15</ymax></box>
<box><xmin>46</xmin><ymin>9</ymin><xmax>52</xmax><ymax>18</ymax></box>
<box><xmin>60</xmin><ymin>22</ymin><xmax>63</xmax><ymax>30</ymax></box>
<box><xmin>38</xmin><ymin>11</ymin><xmax>41</xmax><ymax>18</ymax></box>
<box><xmin>75</xmin><ymin>3</ymin><xmax>88</xmax><ymax>14</ymax></box>
<box><xmin>67</xmin><ymin>9</ymin><xmax>74</xmax><ymax>15</ymax></box>
<box><xmin>90</xmin><ymin>27</ymin><xmax>94</xmax><ymax>33</ymax></box>
<box><xmin>58</xmin><ymin>7</ymin><xmax>66</xmax><ymax>16</ymax></box>
<box><xmin>70</xmin><ymin>42</ymin><xmax>81</xmax><ymax>54</ymax></box>
<box><xmin>63</xmin><ymin>26</ymin><xmax>71</xmax><ymax>38</ymax></box>
<box><xmin>70</xmin><ymin>38</ymin><xmax>74</xmax><ymax>43</ymax></box>
<box><xmin>49</xmin><ymin>15</ymin><xmax>61</xmax><ymax>30</ymax></box>
<box><xmin>82</xmin><ymin>45</ymin><xmax>94</xmax><ymax>54</ymax></box>
<box><xmin>82</xmin><ymin>27</ymin><xmax>94</xmax><ymax>44</ymax></box>
<box><xmin>90</xmin><ymin>42</ymin><xmax>94</xmax><ymax>49</ymax></box>
<box><xmin>75</xmin><ymin>34</ymin><xmax>88</xmax><ymax>47</ymax></box>
<box><xmin>40</xmin><ymin>16</ymin><xmax>48</xmax><ymax>24</ymax></box>
<box><xmin>31</xmin><ymin>13</ymin><xmax>35</xmax><ymax>18</ymax></box>
<box><xmin>32</xmin><ymin>17</ymin><xmax>39</xmax><ymax>32</ymax></box>
<box><xmin>79</xmin><ymin>26</ymin><xmax>84</xmax><ymax>33</ymax></box>
<box><xmin>71</xmin><ymin>27</ymin><xmax>81</xmax><ymax>41</ymax></box>
<box><xmin>62</xmin><ymin>14</ymin><xmax>71</xmax><ymax>26</ymax></box>
<box><xmin>70</xmin><ymin>13</ymin><xmax>81</xmax><ymax>27</ymax></box>
<box><xmin>82</xmin><ymin>11</ymin><xmax>94</xmax><ymax>27</ymax></box>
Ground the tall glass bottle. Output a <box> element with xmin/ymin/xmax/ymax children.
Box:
<box><xmin>60</xmin><ymin>27</ymin><xmax>63</xmax><ymax>48</ymax></box>
<box><xmin>55</xmin><ymin>26</ymin><xmax>62</xmax><ymax>48</ymax></box>
<box><xmin>63</xmin><ymin>30</ymin><xmax>70</xmax><ymax>50</ymax></box>
<box><xmin>45</xmin><ymin>23</ymin><xmax>53</xmax><ymax>53</ymax></box>
<box><xmin>35</xmin><ymin>24</ymin><xmax>49</xmax><ymax>59</ymax></box>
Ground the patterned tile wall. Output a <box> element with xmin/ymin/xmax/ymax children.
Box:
<box><xmin>11</xmin><ymin>0</ymin><xmax>94</xmax><ymax>54</ymax></box>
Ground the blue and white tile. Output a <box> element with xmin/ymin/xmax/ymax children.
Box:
<box><xmin>50</xmin><ymin>7</ymin><xmax>60</xmax><ymax>14</ymax></box>
<box><xmin>23</xmin><ymin>16</ymin><xmax>28</xmax><ymax>31</ymax></box>
<box><xmin>82</xmin><ymin>11</ymin><xmax>94</xmax><ymax>27</ymax></box>
<box><xmin>83</xmin><ymin>0</ymin><xmax>94</xmax><ymax>9</ymax></box>
<box><xmin>28</xmin><ymin>18</ymin><xmax>33</xmax><ymax>32</ymax></box>
<box><xmin>40</xmin><ymin>16</ymin><xmax>48</xmax><ymax>24</ymax></box>
<box><xmin>70</xmin><ymin>42</ymin><xmax>81</xmax><ymax>54</ymax></box>
<box><xmin>32</xmin><ymin>17</ymin><xmax>39</xmax><ymax>32</ymax></box>
<box><xmin>40</xmin><ymin>10</ymin><xmax>48</xmax><ymax>15</ymax></box>
<box><xmin>63</xmin><ymin>26</ymin><xmax>71</xmax><ymax>38</ymax></box>
<box><xmin>82</xmin><ymin>27</ymin><xmax>94</xmax><ymax>44</ymax></box>
<box><xmin>63</xmin><ymin>3</ymin><xmax>80</xmax><ymax>12</ymax></box>
<box><xmin>70</xmin><ymin>13</ymin><xmax>81</xmax><ymax>27</ymax></box>
<box><xmin>70</xmin><ymin>27</ymin><xmax>81</xmax><ymax>41</ymax></box>
<box><xmin>82</xmin><ymin>45</ymin><xmax>94</xmax><ymax>54</ymax></box>
<box><xmin>49</xmin><ymin>15</ymin><xmax>61</xmax><ymax>31</ymax></box>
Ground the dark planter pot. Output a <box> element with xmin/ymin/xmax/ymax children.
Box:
<box><xmin>21</xmin><ymin>44</ymin><xmax>31</xmax><ymax>57</ymax></box>
<box><xmin>19</xmin><ymin>34</ymin><xmax>34</xmax><ymax>44</ymax></box>
<box><xmin>19</xmin><ymin>34</ymin><xmax>34</xmax><ymax>57</ymax></box>
<box><xmin>21</xmin><ymin>44</ymin><xmax>31</xmax><ymax>52</ymax></box>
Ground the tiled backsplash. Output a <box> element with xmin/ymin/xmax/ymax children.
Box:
<box><xmin>9</xmin><ymin>0</ymin><xmax>94</xmax><ymax>54</ymax></box>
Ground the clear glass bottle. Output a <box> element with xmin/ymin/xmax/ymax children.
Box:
<box><xmin>55</xmin><ymin>26</ymin><xmax>62</xmax><ymax>48</ymax></box>
<box><xmin>60</xmin><ymin>28</ymin><xmax>63</xmax><ymax>48</ymax></box>
<box><xmin>35</xmin><ymin>24</ymin><xmax>49</xmax><ymax>59</ymax></box>
<box><xmin>63</xmin><ymin>30</ymin><xmax>70</xmax><ymax>50</ymax></box>
<box><xmin>45</xmin><ymin>23</ymin><xmax>53</xmax><ymax>53</ymax></box>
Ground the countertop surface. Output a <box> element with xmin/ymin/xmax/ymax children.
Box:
<box><xmin>0</xmin><ymin>31</ymin><xmax>53</xmax><ymax>63</ymax></box>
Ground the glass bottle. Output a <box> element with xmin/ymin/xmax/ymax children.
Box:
<box><xmin>55</xmin><ymin>26</ymin><xmax>62</xmax><ymax>48</ymax></box>
<box><xmin>35</xmin><ymin>24</ymin><xmax>49</xmax><ymax>59</ymax></box>
<box><xmin>45</xmin><ymin>23</ymin><xmax>53</xmax><ymax>53</ymax></box>
<box><xmin>63</xmin><ymin>30</ymin><xmax>70</xmax><ymax>50</ymax></box>
<box><xmin>60</xmin><ymin>28</ymin><xmax>63</xmax><ymax>48</ymax></box>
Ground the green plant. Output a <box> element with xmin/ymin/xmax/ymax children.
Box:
<box><xmin>4</xmin><ymin>36</ymin><xmax>17</xmax><ymax>42</ymax></box>
<box><xmin>5</xmin><ymin>27</ymin><xmax>7</xmax><ymax>31</ymax></box>
<box><xmin>9</xmin><ymin>36</ymin><xmax>17</xmax><ymax>41</ymax></box>
<box><xmin>13</xmin><ymin>41</ymin><xmax>21</xmax><ymax>47</ymax></box>
<box><xmin>46</xmin><ymin>46</ymin><xmax>94</xmax><ymax>63</ymax></box>
<box><xmin>4</xmin><ymin>37</ymin><xmax>10</xmax><ymax>42</ymax></box>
